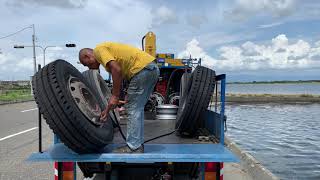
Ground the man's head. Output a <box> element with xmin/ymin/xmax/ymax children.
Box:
<box><xmin>79</xmin><ymin>48</ymin><xmax>99</xmax><ymax>69</ymax></box>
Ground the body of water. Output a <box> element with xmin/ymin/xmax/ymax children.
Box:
<box><xmin>226</xmin><ymin>103</ymin><xmax>320</xmax><ymax>180</ymax></box>
<box><xmin>227</xmin><ymin>83</ymin><xmax>320</xmax><ymax>95</ymax></box>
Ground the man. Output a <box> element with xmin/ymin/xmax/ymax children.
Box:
<box><xmin>79</xmin><ymin>42</ymin><xmax>159</xmax><ymax>153</ymax></box>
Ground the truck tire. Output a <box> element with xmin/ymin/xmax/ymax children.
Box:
<box><xmin>77</xmin><ymin>162</ymin><xmax>94</xmax><ymax>178</ymax></box>
<box><xmin>33</xmin><ymin>60</ymin><xmax>113</xmax><ymax>154</ymax></box>
<box><xmin>174</xmin><ymin>163</ymin><xmax>199</xmax><ymax>179</ymax></box>
<box><xmin>78</xmin><ymin>162</ymin><xmax>111</xmax><ymax>178</ymax></box>
<box><xmin>179</xmin><ymin>73</ymin><xmax>192</xmax><ymax>103</ymax></box>
<box><xmin>175</xmin><ymin>66</ymin><xmax>215</xmax><ymax>136</ymax></box>
<box><xmin>82</xmin><ymin>70</ymin><xmax>120</xmax><ymax>128</ymax></box>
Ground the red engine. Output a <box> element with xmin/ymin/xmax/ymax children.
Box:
<box><xmin>155</xmin><ymin>79</ymin><xmax>167</xmax><ymax>98</ymax></box>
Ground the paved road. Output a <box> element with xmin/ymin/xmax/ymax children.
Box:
<box><xmin>0</xmin><ymin>101</ymin><xmax>85</xmax><ymax>180</ymax></box>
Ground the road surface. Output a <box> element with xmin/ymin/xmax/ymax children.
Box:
<box><xmin>0</xmin><ymin>101</ymin><xmax>55</xmax><ymax>179</ymax></box>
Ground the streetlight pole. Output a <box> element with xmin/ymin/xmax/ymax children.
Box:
<box><xmin>43</xmin><ymin>46</ymin><xmax>57</xmax><ymax>66</ymax></box>
<box><xmin>14</xmin><ymin>44</ymin><xmax>76</xmax><ymax>67</ymax></box>
<box><xmin>31</xmin><ymin>24</ymin><xmax>36</xmax><ymax>75</ymax></box>
<box><xmin>22</xmin><ymin>45</ymin><xmax>57</xmax><ymax>66</ymax></box>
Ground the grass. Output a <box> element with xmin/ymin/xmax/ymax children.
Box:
<box><xmin>0</xmin><ymin>89</ymin><xmax>33</xmax><ymax>102</ymax></box>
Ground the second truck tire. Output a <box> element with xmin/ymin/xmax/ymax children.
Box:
<box><xmin>33</xmin><ymin>60</ymin><xmax>114</xmax><ymax>154</ymax></box>
<box><xmin>82</xmin><ymin>70</ymin><xmax>120</xmax><ymax>127</ymax></box>
<box><xmin>176</xmin><ymin>66</ymin><xmax>216</xmax><ymax>136</ymax></box>
<box><xmin>179</xmin><ymin>72</ymin><xmax>192</xmax><ymax>104</ymax></box>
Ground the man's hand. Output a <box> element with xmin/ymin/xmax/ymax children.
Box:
<box><xmin>100</xmin><ymin>95</ymin><xmax>126</xmax><ymax>122</ymax></box>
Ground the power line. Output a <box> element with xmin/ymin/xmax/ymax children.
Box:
<box><xmin>0</xmin><ymin>26</ymin><xmax>32</xmax><ymax>40</ymax></box>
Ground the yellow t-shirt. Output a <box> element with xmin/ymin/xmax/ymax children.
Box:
<box><xmin>93</xmin><ymin>42</ymin><xmax>155</xmax><ymax>80</ymax></box>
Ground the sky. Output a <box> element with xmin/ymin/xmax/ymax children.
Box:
<box><xmin>0</xmin><ymin>0</ymin><xmax>319</xmax><ymax>81</ymax></box>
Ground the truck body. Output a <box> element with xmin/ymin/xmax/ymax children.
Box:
<box><xmin>27</xmin><ymin>32</ymin><xmax>238</xmax><ymax>180</ymax></box>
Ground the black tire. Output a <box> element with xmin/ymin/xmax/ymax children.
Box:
<box><xmin>78</xmin><ymin>162</ymin><xmax>111</xmax><ymax>178</ymax></box>
<box><xmin>179</xmin><ymin>73</ymin><xmax>192</xmax><ymax>103</ymax></box>
<box><xmin>175</xmin><ymin>66</ymin><xmax>216</xmax><ymax>136</ymax></box>
<box><xmin>174</xmin><ymin>162</ymin><xmax>199</xmax><ymax>179</ymax></box>
<box><xmin>82</xmin><ymin>70</ymin><xmax>120</xmax><ymax>128</ymax></box>
<box><xmin>77</xmin><ymin>162</ymin><xmax>94</xmax><ymax>178</ymax></box>
<box><xmin>33</xmin><ymin>60</ymin><xmax>113</xmax><ymax>154</ymax></box>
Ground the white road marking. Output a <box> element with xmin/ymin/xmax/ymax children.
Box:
<box><xmin>0</xmin><ymin>127</ymin><xmax>38</xmax><ymax>141</ymax></box>
<box><xmin>21</xmin><ymin>108</ymin><xmax>38</xmax><ymax>113</ymax></box>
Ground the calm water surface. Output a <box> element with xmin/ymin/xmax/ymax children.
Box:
<box><xmin>227</xmin><ymin>83</ymin><xmax>320</xmax><ymax>95</ymax></box>
<box><xmin>226</xmin><ymin>103</ymin><xmax>320</xmax><ymax>180</ymax></box>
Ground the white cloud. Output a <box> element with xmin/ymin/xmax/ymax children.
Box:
<box><xmin>225</xmin><ymin>0</ymin><xmax>296</xmax><ymax>21</ymax></box>
<box><xmin>0</xmin><ymin>53</ymin><xmax>9</xmax><ymax>66</ymax></box>
<box><xmin>195</xmin><ymin>31</ymin><xmax>257</xmax><ymax>48</ymax></box>
<box><xmin>314</xmin><ymin>41</ymin><xmax>320</xmax><ymax>48</ymax></box>
<box><xmin>241</xmin><ymin>41</ymin><xmax>261</xmax><ymax>56</ymax></box>
<box><xmin>6</xmin><ymin>0</ymin><xmax>87</xmax><ymax>9</ymax></box>
<box><xmin>151</xmin><ymin>6</ymin><xmax>178</xmax><ymax>28</ymax></box>
<box><xmin>0</xmin><ymin>0</ymin><xmax>154</xmax><ymax>80</ymax></box>
<box><xmin>179</xmin><ymin>34</ymin><xmax>320</xmax><ymax>71</ymax></box>
<box><xmin>258</xmin><ymin>22</ymin><xmax>283</xmax><ymax>29</ymax></box>
<box><xmin>0</xmin><ymin>47</ymin><xmax>81</xmax><ymax>80</ymax></box>
<box><xmin>272</xmin><ymin>34</ymin><xmax>288</xmax><ymax>49</ymax></box>
<box><xmin>0</xmin><ymin>52</ymin><xmax>35</xmax><ymax>80</ymax></box>
<box><xmin>178</xmin><ymin>39</ymin><xmax>216</xmax><ymax>68</ymax></box>
<box><xmin>0</xmin><ymin>0</ymin><xmax>319</xmax><ymax>81</ymax></box>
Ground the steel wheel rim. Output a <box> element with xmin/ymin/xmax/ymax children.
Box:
<box><xmin>68</xmin><ymin>76</ymin><xmax>102</xmax><ymax>125</ymax></box>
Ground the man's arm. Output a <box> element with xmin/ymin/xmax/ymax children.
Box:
<box><xmin>100</xmin><ymin>60</ymin><xmax>123</xmax><ymax>121</ymax></box>
<box><xmin>107</xmin><ymin>60</ymin><xmax>122</xmax><ymax>98</ymax></box>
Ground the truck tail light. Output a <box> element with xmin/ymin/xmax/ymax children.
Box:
<box><xmin>204</xmin><ymin>162</ymin><xmax>223</xmax><ymax>180</ymax></box>
<box><xmin>54</xmin><ymin>162</ymin><xmax>75</xmax><ymax>180</ymax></box>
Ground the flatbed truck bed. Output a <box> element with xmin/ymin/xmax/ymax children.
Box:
<box><xmin>27</xmin><ymin>74</ymin><xmax>240</xmax><ymax>179</ymax></box>
<box><xmin>28</xmin><ymin>119</ymin><xmax>237</xmax><ymax>163</ymax></box>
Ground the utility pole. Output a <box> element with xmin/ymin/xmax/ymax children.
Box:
<box><xmin>32</xmin><ymin>24</ymin><xmax>37</xmax><ymax>75</ymax></box>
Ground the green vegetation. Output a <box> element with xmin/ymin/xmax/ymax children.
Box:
<box><xmin>0</xmin><ymin>86</ymin><xmax>33</xmax><ymax>102</ymax></box>
<box><xmin>299</xmin><ymin>94</ymin><xmax>315</xmax><ymax>98</ymax></box>
<box><xmin>227</xmin><ymin>80</ymin><xmax>320</xmax><ymax>84</ymax></box>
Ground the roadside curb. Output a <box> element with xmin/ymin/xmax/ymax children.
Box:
<box><xmin>225</xmin><ymin>136</ymin><xmax>279</xmax><ymax>180</ymax></box>
<box><xmin>0</xmin><ymin>99</ymin><xmax>34</xmax><ymax>106</ymax></box>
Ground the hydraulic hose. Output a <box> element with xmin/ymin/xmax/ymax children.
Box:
<box><xmin>111</xmin><ymin>110</ymin><xmax>177</xmax><ymax>144</ymax></box>
<box><xmin>165</xmin><ymin>69</ymin><xmax>183</xmax><ymax>103</ymax></box>
<box><xmin>141</xmin><ymin>35</ymin><xmax>146</xmax><ymax>51</ymax></box>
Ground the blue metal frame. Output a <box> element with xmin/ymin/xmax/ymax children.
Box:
<box><xmin>28</xmin><ymin>143</ymin><xmax>237</xmax><ymax>162</ymax></box>
<box><xmin>218</xmin><ymin>74</ymin><xmax>226</xmax><ymax>144</ymax></box>
<box><xmin>203</xmin><ymin>74</ymin><xmax>226</xmax><ymax>144</ymax></box>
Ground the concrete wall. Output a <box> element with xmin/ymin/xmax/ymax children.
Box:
<box><xmin>0</xmin><ymin>80</ymin><xmax>30</xmax><ymax>86</ymax></box>
<box><xmin>225</xmin><ymin>136</ymin><xmax>279</xmax><ymax>180</ymax></box>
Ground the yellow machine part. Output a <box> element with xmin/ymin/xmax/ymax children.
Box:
<box><xmin>143</xmin><ymin>31</ymin><xmax>185</xmax><ymax>67</ymax></box>
<box><xmin>144</xmin><ymin>31</ymin><xmax>156</xmax><ymax>57</ymax></box>
<box><xmin>157</xmin><ymin>53</ymin><xmax>174</xmax><ymax>59</ymax></box>
<box><xmin>165</xmin><ymin>58</ymin><xmax>185</xmax><ymax>67</ymax></box>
